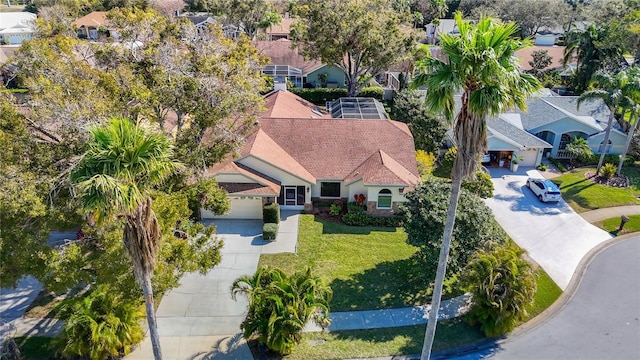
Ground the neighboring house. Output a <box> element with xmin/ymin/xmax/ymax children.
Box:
<box><xmin>203</xmin><ymin>87</ymin><xmax>418</xmax><ymax>219</ymax></box>
<box><xmin>71</xmin><ymin>11</ymin><xmax>114</xmax><ymax>40</ymax></box>
<box><xmin>515</xmin><ymin>95</ymin><xmax>626</xmax><ymax>158</ymax></box>
<box><xmin>424</xmin><ymin>19</ymin><xmax>459</xmax><ymax>44</ymax></box>
<box><xmin>0</xmin><ymin>12</ymin><xmax>36</xmax><ymax>45</ymax></box>
<box><xmin>253</xmin><ymin>39</ymin><xmax>346</xmax><ymax>89</ymax></box>
<box><xmin>261</xmin><ymin>16</ymin><xmax>295</xmax><ymax>41</ymax></box>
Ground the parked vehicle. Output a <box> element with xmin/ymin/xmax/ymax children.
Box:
<box><xmin>527</xmin><ymin>177</ymin><xmax>561</xmax><ymax>202</ymax></box>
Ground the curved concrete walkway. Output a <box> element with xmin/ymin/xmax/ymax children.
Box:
<box><xmin>579</xmin><ymin>205</ymin><xmax>640</xmax><ymax>224</ymax></box>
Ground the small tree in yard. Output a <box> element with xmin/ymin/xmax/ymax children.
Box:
<box><xmin>565</xmin><ymin>136</ymin><xmax>594</xmax><ymax>164</ymax></box>
<box><xmin>231</xmin><ymin>267</ymin><xmax>332</xmax><ymax>355</ymax></box>
<box><xmin>461</xmin><ymin>242</ymin><xmax>536</xmax><ymax>337</ymax></box>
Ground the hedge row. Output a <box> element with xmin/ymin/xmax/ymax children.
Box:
<box><xmin>288</xmin><ymin>86</ymin><xmax>385</xmax><ymax>105</ymax></box>
<box><xmin>341</xmin><ymin>213</ymin><xmax>405</xmax><ymax>227</ymax></box>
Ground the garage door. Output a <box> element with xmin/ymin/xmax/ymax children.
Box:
<box><xmin>201</xmin><ymin>197</ymin><xmax>263</xmax><ymax>219</ymax></box>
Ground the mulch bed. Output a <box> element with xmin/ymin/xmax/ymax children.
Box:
<box><xmin>585</xmin><ymin>171</ymin><xmax>630</xmax><ymax>188</ymax></box>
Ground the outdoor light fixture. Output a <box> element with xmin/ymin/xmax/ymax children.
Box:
<box><xmin>399</xmin><ymin>187</ymin><xmax>405</xmax><ymax>194</ymax></box>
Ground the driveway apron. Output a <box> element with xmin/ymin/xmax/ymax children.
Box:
<box><xmin>485</xmin><ymin>167</ymin><xmax>612</xmax><ymax>290</ymax></box>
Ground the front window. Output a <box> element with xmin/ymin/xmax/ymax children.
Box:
<box><xmin>377</xmin><ymin>189</ymin><xmax>392</xmax><ymax>209</ymax></box>
<box><xmin>320</xmin><ymin>182</ymin><xmax>341</xmax><ymax>197</ymax></box>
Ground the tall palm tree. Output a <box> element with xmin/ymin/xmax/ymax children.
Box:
<box><xmin>412</xmin><ymin>13</ymin><xmax>539</xmax><ymax>359</ymax></box>
<box><xmin>70</xmin><ymin>118</ymin><xmax>181</xmax><ymax>360</ymax></box>
<box><xmin>616</xmin><ymin>67</ymin><xmax>640</xmax><ymax>175</ymax></box>
<box><xmin>578</xmin><ymin>69</ymin><xmax>637</xmax><ymax>176</ymax></box>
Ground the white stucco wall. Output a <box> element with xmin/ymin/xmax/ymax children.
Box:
<box><xmin>239</xmin><ymin>156</ymin><xmax>313</xmax><ymax>186</ymax></box>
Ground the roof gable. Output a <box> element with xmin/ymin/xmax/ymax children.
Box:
<box><xmin>253</xmin><ymin>39</ymin><xmax>323</xmax><ymax>74</ymax></box>
<box><xmin>71</xmin><ymin>11</ymin><xmax>109</xmax><ymax>28</ymax></box>
<box><xmin>242</xmin><ymin>129</ymin><xmax>316</xmax><ymax>183</ymax></box>
<box><xmin>208</xmin><ymin>159</ymin><xmax>281</xmax><ymax>195</ymax></box>
<box><xmin>345</xmin><ymin>150</ymin><xmax>418</xmax><ymax>186</ymax></box>
<box><xmin>262</xmin><ymin>90</ymin><xmax>329</xmax><ymax>118</ymax></box>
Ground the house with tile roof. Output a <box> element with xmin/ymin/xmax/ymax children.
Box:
<box><xmin>203</xmin><ymin>88</ymin><xmax>419</xmax><ymax>219</ymax></box>
<box><xmin>71</xmin><ymin>11</ymin><xmax>114</xmax><ymax>40</ymax></box>
<box><xmin>253</xmin><ymin>39</ymin><xmax>345</xmax><ymax>89</ymax></box>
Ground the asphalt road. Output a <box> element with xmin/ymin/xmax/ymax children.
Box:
<box><xmin>447</xmin><ymin>235</ymin><xmax>640</xmax><ymax>360</ymax></box>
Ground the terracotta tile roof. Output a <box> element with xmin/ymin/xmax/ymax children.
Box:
<box><xmin>265</xmin><ymin>18</ymin><xmax>295</xmax><ymax>36</ymax></box>
<box><xmin>71</xmin><ymin>11</ymin><xmax>109</xmax><ymax>28</ymax></box>
<box><xmin>253</xmin><ymin>39</ymin><xmax>323</xmax><ymax>74</ymax></box>
<box><xmin>207</xmin><ymin>159</ymin><xmax>281</xmax><ymax>195</ymax></box>
<box><xmin>262</xmin><ymin>90</ymin><xmax>330</xmax><ymax>118</ymax></box>
<box><xmin>516</xmin><ymin>45</ymin><xmax>573</xmax><ymax>71</ymax></box>
<box><xmin>251</xmin><ymin>118</ymin><xmax>418</xmax><ymax>184</ymax></box>
<box><xmin>345</xmin><ymin>150</ymin><xmax>419</xmax><ymax>186</ymax></box>
<box><xmin>241</xmin><ymin>128</ymin><xmax>317</xmax><ymax>183</ymax></box>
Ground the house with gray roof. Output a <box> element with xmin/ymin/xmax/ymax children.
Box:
<box><xmin>453</xmin><ymin>92</ymin><xmax>626</xmax><ymax>169</ymax></box>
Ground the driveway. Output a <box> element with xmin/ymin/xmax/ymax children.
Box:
<box><xmin>127</xmin><ymin>212</ymin><xmax>299</xmax><ymax>359</ymax></box>
<box><xmin>485</xmin><ymin>167</ymin><xmax>612</xmax><ymax>290</ymax></box>
<box><xmin>446</xmin><ymin>235</ymin><xmax>640</xmax><ymax>360</ymax></box>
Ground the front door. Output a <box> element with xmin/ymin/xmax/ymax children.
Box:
<box><xmin>278</xmin><ymin>185</ymin><xmax>305</xmax><ymax>209</ymax></box>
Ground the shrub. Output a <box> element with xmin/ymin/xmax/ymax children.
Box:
<box><xmin>263</xmin><ymin>203</ymin><xmax>280</xmax><ymax>224</ymax></box>
<box><xmin>537</xmin><ymin>164</ymin><xmax>548</xmax><ymax>171</ymax></box>
<box><xmin>329</xmin><ymin>203</ymin><xmax>342</xmax><ymax>216</ymax></box>
<box><xmin>359</xmin><ymin>86</ymin><xmax>385</xmax><ymax>100</ymax></box>
<box><xmin>347</xmin><ymin>202</ymin><xmax>365</xmax><ymax>213</ymax></box>
<box><xmin>353</xmin><ymin>193</ymin><xmax>366</xmax><ymax>206</ymax></box>
<box><xmin>462</xmin><ymin>171</ymin><xmax>494</xmax><ymax>199</ymax></box>
<box><xmin>289</xmin><ymin>87</ymin><xmax>348</xmax><ymax>105</ymax></box>
<box><xmin>263</xmin><ymin>223</ymin><xmax>278</xmax><ymax>240</ymax></box>
<box><xmin>416</xmin><ymin>150</ymin><xmax>436</xmax><ymax>179</ymax></box>
<box><xmin>462</xmin><ymin>242</ymin><xmax>536</xmax><ymax>337</ymax></box>
<box><xmin>440</xmin><ymin>147</ymin><xmax>457</xmax><ymax>175</ymax></box>
<box><xmin>548</xmin><ymin>157</ymin><xmax>566</xmax><ymax>172</ymax></box>
<box><xmin>624</xmin><ymin>155</ymin><xmax>636</xmax><ymax>166</ymax></box>
<box><xmin>59</xmin><ymin>286</ymin><xmax>144</xmax><ymax>360</ymax></box>
<box><xmin>602</xmin><ymin>154</ymin><xmax>620</xmax><ymax>165</ymax></box>
<box><xmin>601</xmin><ymin>163</ymin><xmax>617</xmax><ymax>178</ymax></box>
<box><xmin>565</xmin><ymin>137</ymin><xmax>593</xmax><ymax>163</ymax></box>
<box><xmin>341</xmin><ymin>212</ymin><xmax>405</xmax><ymax>227</ymax></box>
<box><xmin>231</xmin><ymin>267</ymin><xmax>332</xmax><ymax>355</ymax></box>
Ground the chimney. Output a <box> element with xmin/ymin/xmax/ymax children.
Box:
<box><xmin>274</xmin><ymin>77</ymin><xmax>287</xmax><ymax>92</ymax></box>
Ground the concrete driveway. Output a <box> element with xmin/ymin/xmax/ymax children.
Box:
<box><xmin>485</xmin><ymin>167</ymin><xmax>612</xmax><ymax>290</ymax></box>
<box><xmin>127</xmin><ymin>212</ymin><xmax>300</xmax><ymax>359</ymax></box>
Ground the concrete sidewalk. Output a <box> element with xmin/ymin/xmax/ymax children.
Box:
<box><xmin>580</xmin><ymin>205</ymin><xmax>640</xmax><ymax>223</ymax></box>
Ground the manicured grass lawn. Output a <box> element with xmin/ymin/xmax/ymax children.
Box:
<box><xmin>282</xmin><ymin>318</ymin><xmax>484</xmax><ymax>360</ymax></box>
<box><xmin>524</xmin><ymin>269</ymin><xmax>563</xmax><ymax>320</ymax></box>
<box><xmin>597</xmin><ymin>214</ymin><xmax>640</xmax><ymax>235</ymax></box>
<box><xmin>259</xmin><ymin>215</ymin><xmax>436</xmax><ymax>311</ymax></box>
<box><xmin>551</xmin><ymin>167</ymin><xmax>640</xmax><ymax>212</ymax></box>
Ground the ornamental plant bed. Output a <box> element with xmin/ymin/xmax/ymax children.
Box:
<box><xmin>585</xmin><ymin>171</ymin><xmax>630</xmax><ymax>188</ymax></box>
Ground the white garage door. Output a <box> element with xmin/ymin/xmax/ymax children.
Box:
<box><xmin>201</xmin><ymin>197</ymin><xmax>263</xmax><ymax>219</ymax></box>
<box><xmin>521</xmin><ymin>149</ymin><xmax>540</xmax><ymax>166</ymax></box>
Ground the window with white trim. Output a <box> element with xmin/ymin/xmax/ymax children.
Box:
<box><xmin>377</xmin><ymin>189</ymin><xmax>392</xmax><ymax>209</ymax></box>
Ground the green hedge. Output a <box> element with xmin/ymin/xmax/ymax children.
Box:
<box><xmin>341</xmin><ymin>213</ymin><xmax>405</xmax><ymax>227</ymax></box>
<box><xmin>263</xmin><ymin>203</ymin><xmax>280</xmax><ymax>224</ymax></box>
<box><xmin>289</xmin><ymin>88</ymin><xmax>348</xmax><ymax>105</ymax></box>
<box><xmin>263</xmin><ymin>223</ymin><xmax>278</xmax><ymax>240</ymax></box>
<box><xmin>359</xmin><ymin>86</ymin><xmax>385</xmax><ymax>100</ymax></box>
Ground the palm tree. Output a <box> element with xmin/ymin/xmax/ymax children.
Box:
<box><xmin>231</xmin><ymin>266</ymin><xmax>332</xmax><ymax>355</ymax></box>
<box><xmin>617</xmin><ymin>67</ymin><xmax>640</xmax><ymax>175</ymax></box>
<box><xmin>70</xmin><ymin>118</ymin><xmax>181</xmax><ymax>360</ymax></box>
<box><xmin>412</xmin><ymin>12</ymin><xmax>539</xmax><ymax>359</ymax></box>
<box><xmin>578</xmin><ymin>69</ymin><xmax>637</xmax><ymax>176</ymax></box>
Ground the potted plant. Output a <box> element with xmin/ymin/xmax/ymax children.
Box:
<box><xmin>511</xmin><ymin>154</ymin><xmax>524</xmax><ymax>172</ymax></box>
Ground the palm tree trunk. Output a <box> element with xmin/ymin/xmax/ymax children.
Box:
<box><xmin>420</xmin><ymin>157</ymin><xmax>464</xmax><ymax>360</ymax></box>
<box><xmin>617</xmin><ymin>112</ymin><xmax>639</xmax><ymax>175</ymax></box>
<box><xmin>124</xmin><ymin>198</ymin><xmax>163</xmax><ymax>360</ymax></box>
<box><xmin>596</xmin><ymin>110</ymin><xmax>615</xmax><ymax>175</ymax></box>
<box><xmin>141</xmin><ymin>274</ymin><xmax>163</xmax><ymax>360</ymax></box>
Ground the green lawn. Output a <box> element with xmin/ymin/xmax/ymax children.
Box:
<box><xmin>524</xmin><ymin>269</ymin><xmax>563</xmax><ymax>320</ymax></box>
<box><xmin>259</xmin><ymin>215</ymin><xmax>437</xmax><ymax>311</ymax></box>
<box><xmin>551</xmin><ymin>167</ymin><xmax>640</xmax><ymax>212</ymax></box>
<box><xmin>597</xmin><ymin>214</ymin><xmax>640</xmax><ymax>235</ymax></box>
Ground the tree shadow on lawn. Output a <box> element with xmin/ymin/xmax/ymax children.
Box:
<box><xmin>553</xmin><ymin>177</ymin><xmax>598</xmax><ymax>210</ymax></box>
<box><xmin>328</xmin><ymin>253</ymin><xmax>457</xmax><ymax>312</ymax></box>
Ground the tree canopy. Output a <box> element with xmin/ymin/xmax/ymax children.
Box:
<box><xmin>291</xmin><ymin>0</ymin><xmax>417</xmax><ymax>96</ymax></box>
